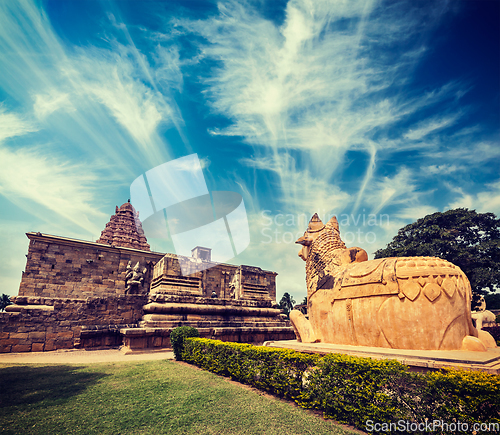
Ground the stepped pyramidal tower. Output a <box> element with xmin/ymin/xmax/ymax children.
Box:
<box><xmin>96</xmin><ymin>200</ymin><xmax>151</xmax><ymax>251</ymax></box>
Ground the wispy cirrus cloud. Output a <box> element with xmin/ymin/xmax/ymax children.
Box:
<box><xmin>403</xmin><ymin>113</ymin><xmax>462</xmax><ymax>141</ymax></box>
<box><xmin>0</xmin><ymin>139</ymin><xmax>105</xmax><ymax>235</ymax></box>
<box><xmin>362</xmin><ymin>167</ymin><xmax>427</xmax><ymax>216</ymax></box>
<box><xmin>0</xmin><ymin>0</ymin><xmax>185</xmax><ymax>172</ymax></box>
<box><xmin>174</xmin><ymin>0</ymin><xmax>475</xmax><ymax>216</ymax></box>
<box><xmin>448</xmin><ymin>181</ymin><xmax>500</xmax><ymax>216</ymax></box>
<box><xmin>241</xmin><ymin>153</ymin><xmax>350</xmax><ymax>214</ymax></box>
<box><xmin>0</xmin><ymin>106</ymin><xmax>37</xmax><ymax>142</ymax></box>
<box><xmin>33</xmin><ymin>89</ymin><xmax>74</xmax><ymax>120</ymax></box>
<box><xmin>0</xmin><ymin>105</ymin><xmax>104</xmax><ymax>235</ymax></box>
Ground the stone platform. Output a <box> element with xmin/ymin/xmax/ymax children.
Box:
<box><xmin>263</xmin><ymin>340</ymin><xmax>500</xmax><ymax>374</ymax></box>
<box><xmin>120</xmin><ymin>326</ymin><xmax>294</xmax><ymax>353</ymax></box>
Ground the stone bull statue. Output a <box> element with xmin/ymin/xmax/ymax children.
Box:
<box><xmin>290</xmin><ymin>214</ymin><xmax>497</xmax><ymax>351</ymax></box>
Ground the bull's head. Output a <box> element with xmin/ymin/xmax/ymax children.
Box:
<box><xmin>296</xmin><ymin>214</ymin><xmax>341</xmax><ymax>261</ymax></box>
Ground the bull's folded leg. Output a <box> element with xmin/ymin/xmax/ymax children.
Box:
<box><xmin>290</xmin><ymin>310</ymin><xmax>318</xmax><ymax>343</ymax></box>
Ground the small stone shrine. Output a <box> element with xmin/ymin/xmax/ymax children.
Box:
<box><xmin>0</xmin><ymin>201</ymin><xmax>293</xmax><ymax>353</ymax></box>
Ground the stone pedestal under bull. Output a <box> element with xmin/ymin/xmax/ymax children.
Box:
<box><xmin>290</xmin><ymin>214</ymin><xmax>496</xmax><ymax>351</ymax></box>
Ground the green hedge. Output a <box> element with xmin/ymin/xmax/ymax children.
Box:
<box><xmin>183</xmin><ymin>338</ymin><xmax>500</xmax><ymax>435</ymax></box>
<box><xmin>183</xmin><ymin>338</ymin><xmax>319</xmax><ymax>399</ymax></box>
<box><xmin>170</xmin><ymin>326</ymin><xmax>199</xmax><ymax>361</ymax></box>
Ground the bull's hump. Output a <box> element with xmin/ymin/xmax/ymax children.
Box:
<box><xmin>395</xmin><ymin>256</ymin><xmax>461</xmax><ymax>279</ymax></box>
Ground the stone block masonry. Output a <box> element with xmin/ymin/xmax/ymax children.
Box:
<box><xmin>19</xmin><ymin>232</ymin><xmax>164</xmax><ymax>299</ymax></box>
<box><xmin>0</xmin><ymin>295</ymin><xmax>147</xmax><ymax>353</ymax></box>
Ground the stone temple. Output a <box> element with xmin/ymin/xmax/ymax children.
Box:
<box><xmin>0</xmin><ymin>201</ymin><xmax>294</xmax><ymax>353</ymax></box>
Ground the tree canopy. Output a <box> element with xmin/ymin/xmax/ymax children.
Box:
<box><xmin>278</xmin><ymin>292</ymin><xmax>296</xmax><ymax>318</ymax></box>
<box><xmin>374</xmin><ymin>209</ymin><xmax>500</xmax><ymax>297</ymax></box>
<box><xmin>0</xmin><ymin>294</ymin><xmax>12</xmax><ymax>312</ymax></box>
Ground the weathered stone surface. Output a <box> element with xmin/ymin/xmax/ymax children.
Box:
<box><xmin>32</xmin><ymin>343</ymin><xmax>44</xmax><ymax>352</ymax></box>
<box><xmin>291</xmin><ymin>214</ymin><xmax>497</xmax><ymax>352</ymax></box>
<box><xmin>0</xmin><ymin>295</ymin><xmax>148</xmax><ymax>352</ymax></box>
<box><xmin>18</xmin><ymin>233</ymin><xmax>162</xmax><ymax>299</ymax></box>
<box><xmin>11</xmin><ymin>344</ymin><xmax>31</xmax><ymax>352</ymax></box>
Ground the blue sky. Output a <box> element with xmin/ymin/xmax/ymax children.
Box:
<box><xmin>1</xmin><ymin>0</ymin><xmax>499</xmax><ymax>302</ymax></box>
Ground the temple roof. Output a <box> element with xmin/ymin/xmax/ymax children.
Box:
<box><xmin>96</xmin><ymin>200</ymin><xmax>151</xmax><ymax>251</ymax></box>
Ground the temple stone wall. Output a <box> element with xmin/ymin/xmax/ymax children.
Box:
<box><xmin>1</xmin><ymin>223</ymin><xmax>289</xmax><ymax>353</ymax></box>
<box><xmin>150</xmin><ymin>255</ymin><xmax>277</xmax><ymax>300</ymax></box>
<box><xmin>0</xmin><ymin>295</ymin><xmax>146</xmax><ymax>353</ymax></box>
<box><xmin>18</xmin><ymin>233</ymin><xmax>163</xmax><ymax>299</ymax></box>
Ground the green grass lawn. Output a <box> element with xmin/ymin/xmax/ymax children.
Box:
<box><xmin>0</xmin><ymin>360</ymin><xmax>360</xmax><ymax>435</ymax></box>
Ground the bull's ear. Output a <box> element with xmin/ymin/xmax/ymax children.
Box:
<box><xmin>327</xmin><ymin>215</ymin><xmax>339</xmax><ymax>231</ymax></box>
<box><xmin>296</xmin><ymin>234</ymin><xmax>310</xmax><ymax>245</ymax></box>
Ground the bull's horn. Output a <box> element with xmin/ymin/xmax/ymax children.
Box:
<box><xmin>327</xmin><ymin>215</ymin><xmax>340</xmax><ymax>232</ymax></box>
<box><xmin>307</xmin><ymin>213</ymin><xmax>325</xmax><ymax>233</ymax></box>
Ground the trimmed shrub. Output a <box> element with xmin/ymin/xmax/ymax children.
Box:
<box><xmin>183</xmin><ymin>338</ymin><xmax>500</xmax><ymax>435</ymax></box>
<box><xmin>183</xmin><ymin>338</ymin><xmax>319</xmax><ymax>399</ymax></box>
<box><xmin>299</xmin><ymin>353</ymin><xmax>409</xmax><ymax>427</ymax></box>
<box><xmin>170</xmin><ymin>326</ymin><xmax>199</xmax><ymax>361</ymax></box>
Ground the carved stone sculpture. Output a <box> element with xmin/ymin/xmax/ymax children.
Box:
<box><xmin>229</xmin><ymin>270</ymin><xmax>240</xmax><ymax>300</ymax></box>
<box><xmin>471</xmin><ymin>295</ymin><xmax>497</xmax><ymax>331</ymax></box>
<box><xmin>290</xmin><ymin>214</ymin><xmax>497</xmax><ymax>351</ymax></box>
<box><xmin>125</xmin><ymin>261</ymin><xmax>147</xmax><ymax>295</ymax></box>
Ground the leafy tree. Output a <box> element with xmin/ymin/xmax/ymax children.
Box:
<box><xmin>0</xmin><ymin>294</ymin><xmax>12</xmax><ymax>312</ymax></box>
<box><xmin>374</xmin><ymin>209</ymin><xmax>500</xmax><ymax>298</ymax></box>
<box><xmin>485</xmin><ymin>292</ymin><xmax>500</xmax><ymax>310</ymax></box>
<box><xmin>278</xmin><ymin>292</ymin><xmax>296</xmax><ymax>318</ymax></box>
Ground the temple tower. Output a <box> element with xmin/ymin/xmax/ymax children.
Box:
<box><xmin>97</xmin><ymin>200</ymin><xmax>151</xmax><ymax>251</ymax></box>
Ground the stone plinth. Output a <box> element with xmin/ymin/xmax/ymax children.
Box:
<box><xmin>264</xmin><ymin>340</ymin><xmax>500</xmax><ymax>374</ymax></box>
<box><xmin>119</xmin><ymin>253</ymin><xmax>294</xmax><ymax>352</ymax></box>
<box><xmin>119</xmin><ymin>295</ymin><xmax>295</xmax><ymax>352</ymax></box>
<box><xmin>121</xmin><ymin>326</ymin><xmax>295</xmax><ymax>353</ymax></box>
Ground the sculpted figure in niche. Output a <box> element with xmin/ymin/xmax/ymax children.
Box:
<box><xmin>229</xmin><ymin>271</ymin><xmax>240</xmax><ymax>299</ymax></box>
<box><xmin>125</xmin><ymin>261</ymin><xmax>147</xmax><ymax>295</ymax></box>
<box><xmin>290</xmin><ymin>214</ymin><xmax>497</xmax><ymax>351</ymax></box>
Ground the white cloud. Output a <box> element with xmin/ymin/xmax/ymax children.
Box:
<box><xmin>429</xmin><ymin>141</ymin><xmax>500</xmax><ymax>165</ymax></box>
<box><xmin>448</xmin><ymin>181</ymin><xmax>500</xmax><ymax>216</ymax></box>
<box><xmin>174</xmin><ymin>0</ymin><xmax>472</xmax><ymax>223</ymax></box>
<box><xmin>0</xmin><ymin>0</ymin><xmax>185</xmax><ymax>171</ymax></box>
<box><xmin>65</xmin><ymin>45</ymin><xmax>181</xmax><ymax>156</ymax></box>
<box><xmin>0</xmin><ymin>143</ymin><xmax>106</xmax><ymax>235</ymax></box>
<box><xmin>33</xmin><ymin>89</ymin><xmax>74</xmax><ymax>119</ymax></box>
<box><xmin>395</xmin><ymin>205</ymin><xmax>438</xmax><ymax>221</ymax></box>
<box><xmin>423</xmin><ymin>164</ymin><xmax>464</xmax><ymax>175</ymax></box>
<box><xmin>0</xmin><ymin>107</ymin><xmax>37</xmax><ymax>142</ymax></box>
<box><xmin>241</xmin><ymin>154</ymin><xmax>350</xmax><ymax>213</ymax></box>
<box><xmin>362</xmin><ymin>167</ymin><xmax>423</xmax><ymax>215</ymax></box>
<box><xmin>404</xmin><ymin>113</ymin><xmax>461</xmax><ymax>141</ymax></box>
